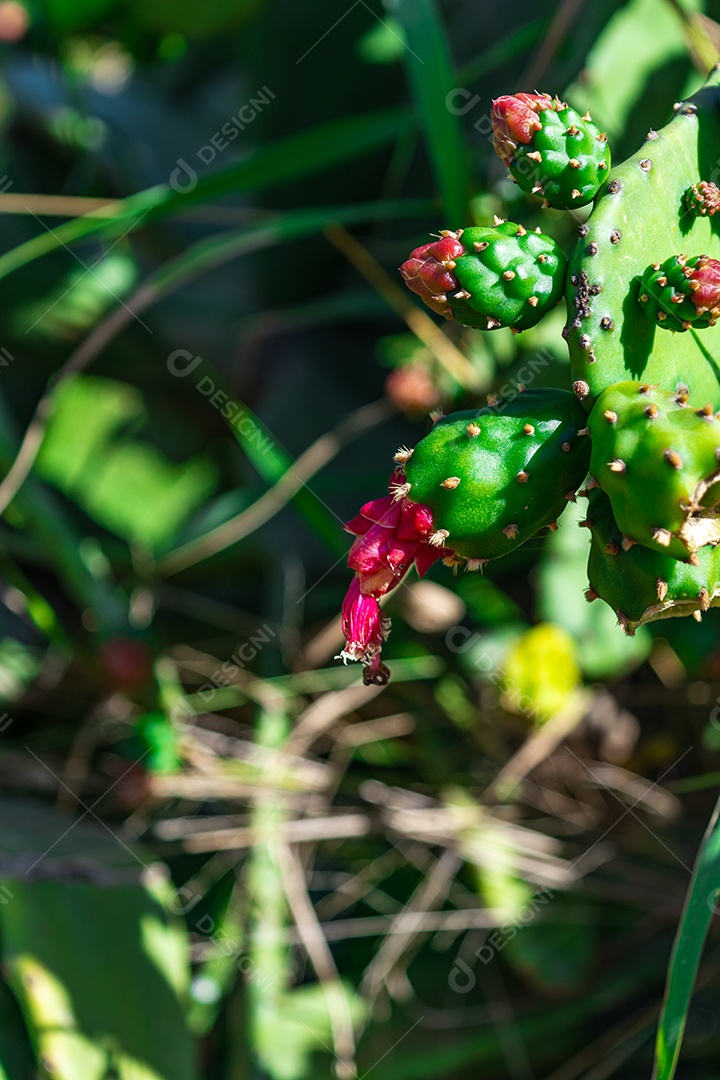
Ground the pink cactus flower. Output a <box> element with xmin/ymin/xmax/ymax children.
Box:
<box><xmin>399</xmin><ymin>235</ymin><xmax>465</xmax><ymax>317</ymax></box>
<box><xmin>338</xmin><ymin>470</ymin><xmax>452</xmax><ymax>685</ymax></box>
<box><xmin>688</xmin><ymin>256</ymin><xmax>720</xmax><ymax>316</ymax></box>
<box><xmin>491</xmin><ymin>92</ymin><xmax>553</xmax><ymax>165</ymax></box>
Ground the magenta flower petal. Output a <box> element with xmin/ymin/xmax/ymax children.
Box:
<box><xmin>339</xmin><ymin>578</ymin><xmax>388</xmax><ymax>664</ymax></box>
<box><xmin>344</xmin><ymin>512</ymin><xmax>373</xmax><ymax>537</ymax></box>
<box><xmin>358</xmin><ymin>566</ymin><xmax>400</xmax><ymax>597</ymax></box>
<box><xmin>491</xmin><ymin>92</ymin><xmax>553</xmax><ymax>165</ymax></box>
<box><xmin>339</xmin><ymin>470</ymin><xmax>455</xmax><ymax>683</ymax></box>
<box><xmin>357</xmin><ymin>495</ymin><xmax>401</xmax><ymax>528</ymax></box>
<box><xmin>397</xmin><ymin>500</ymin><xmax>433</xmax><ymax>541</ymax></box>
<box><xmin>414</xmin><ymin>544</ymin><xmax>445</xmax><ymax>579</ymax></box>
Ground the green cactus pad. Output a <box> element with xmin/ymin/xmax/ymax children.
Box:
<box><xmin>510</xmin><ymin>103</ymin><xmax>610</xmax><ymax>210</ymax></box>
<box><xmin>566</xmin><ymin>67</ymin><xmax>720</xmax><ymax>413</ymax></box>
<box><xmin>403</xmin><ymin>388</ymin><xmax>590</xmax><ymax>562</ymax></box>
<box><xmin>449</xmin><ymin>222</ymin><xmax>566</xmax><ymax>331</ymax></box>
<box><xmin>588</xmin><ymin>381</ymin><xmax>720</xmax><ymax>559</ymax></box>
<box><xmin>585</xmin><ymin>488</ymin><xmax>720</xmax><ymax>634</ymax></box>
<box><xmin>639</xmin><ymin>254</ymin><xmax>720</xmax><ymax>330</ymax></box>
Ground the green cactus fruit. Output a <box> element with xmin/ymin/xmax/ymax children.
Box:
<box><xmin>399</xmin><ymin>222</ymin><xmax>566</xmax><ymax>332</ymax></box>
<box><xmin>685</xmin><ymin>180</ymin><xmax>720</xmax><ymax>218</ymax></box>
<box><xmin>402</xmin><ymin>388</ymin><xmax>590</xmax><ymax>565</ymax></box>
<box><xmin>639</xmin><ymin>254</ymin><xmax>720</xmax><ymax>330</ymax></box>
<box><xmin>491</xmin><ymin>93</ymin><xmax>611</xmax><ymax>210</ymax></box>
<box><xmin>566</xmin><ymin>67</ymin><xmax>720</xmax><ymax>413</ymax></box>
<box><xmin>585</xmin><ymin>488</ymin><xmax>720</xmax><ymax>634</ymax></box>
<box><xmin>588</xmin><ymin>381</ymin><xmax>720</xmax><ymax>560</ymax></box>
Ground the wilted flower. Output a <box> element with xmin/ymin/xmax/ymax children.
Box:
<box><xmin>338</xmin><ymin>470</ymin><xmax>451</xmax><ymax>684</ymax></box>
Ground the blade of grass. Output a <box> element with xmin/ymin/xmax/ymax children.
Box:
<box><xmin>0</xmin><ymin>198</ymin><xmax>432</xmax><ymax>554</ymax></box>
<box><xmin>390</xmin><ymin>0</ymin><xmax>470</xmax><ymax>225</ymax></box>
<box><xmin>155</xmin><ymin>398</ymin><xmax>393</xmax><ymax>578</ymax></box>
<box><xmin>0</xmin><ymin>553</ymin><xmax>67</xmax><ymax>645</ymax></box>
<box><xmin>0</xmin><ymin>394</ymin><xmax>128</xmax><ymax>631</ymax></box>
<box><xmin>325</xmin><ymin>222</ymin><xmax>481</xmax><ymax>389</ymax></box>
<box><xmin>652</xmin><ymin>792</ymin><xmax>720</xmax><ymax>1080</ymax></box>
<box><xmin>455</xmin><ymin>19</ymin><xmax>549</xmax><ymax>85</ymax></box>
<box><xmin>0</xmin><ymin>106</ymin><xmax>414</xmax><ymax>283</ymax></box>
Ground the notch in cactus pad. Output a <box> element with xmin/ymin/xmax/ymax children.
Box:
<box><xmin>585</xmin><ymin>488</ymin><xmax>720</xmax><ymax>634</ymax></box>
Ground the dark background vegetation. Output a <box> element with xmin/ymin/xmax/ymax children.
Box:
<box><xmin>1</xmin><ymin>0</ymin><xmax>720</xmax><ymax>1078</ymax></box>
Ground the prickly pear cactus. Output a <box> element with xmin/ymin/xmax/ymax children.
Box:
<box><xmin>588</xmin><ymin>381</ymin><xmax>720</xmax><ymax>559</ymax></box>
<box><xmin>399</xmin><ymin>222</ymin><xmax>565</xmax><ymax>331</ymax></box>
<box><xmin>339</xmin><ymin>66</ymin><xmax>720</xmax><ymax>682</ymax></box>
<box><xmin>566</xmin><ymin>71</ymin><xmax>720</xmax><ymax>412</ymax></box>
<box><xmin>403</xmin><ymin>389</ymin><xmax>590</xmax><ymax>561</ymax></box>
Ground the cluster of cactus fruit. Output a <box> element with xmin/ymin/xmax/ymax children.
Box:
<box><xmin>339</xmin><ymin>70</ymin><xmax>720</xmax><ymax>684</ymax></box>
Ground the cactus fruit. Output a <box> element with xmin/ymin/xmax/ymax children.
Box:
<box><xmin>399</xmin><ymin>222</ymin><xmax>566</xmax><ymax>331</ymax></box>
<box><xmin>403</xmin><ymin>389</ymin><xmax>590</xmax><ymax>561</ymax></box>
<box><xmin>685</xmin><ymin>180</ymin><xmax>720</xmax><ymax>217</ymax></box>
<box><xmin>491</xmin><ymin>93</ymin><xmax>611</xmax><ymax>210</ymax></box>
<box><xmin>639</xmin><ymin>254</ymin><xmax>720</xmax><ymax>330</ymax></box>
<box><xmin>585</xmin><ymin>488</ymin><xmax>720</xmax><ymax>634</ymax></box>
<box><xmin>588</xmin><ymin>381</ymin><xmax>720</xmax><ymax>560</ymax></box>
<box><xmin>566</xmin><ymin>75</ymin><xmax>720</xmax><ymax>412</ymax></box>
<box><xmin>339</xmin><ymin>391</ymin><xmax>590</xmax><ymax>682</ymax></box>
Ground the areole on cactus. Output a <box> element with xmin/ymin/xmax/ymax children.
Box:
<box><xmin>339</xmin><ymin>66</ymin><xmax>720</xmax><ymax>681</ymax></box>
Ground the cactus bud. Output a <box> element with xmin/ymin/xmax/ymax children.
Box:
<box><xmin>491</xmin><ymin>93</ymin><xmax>553</xmax><ymax>165</ymax></box>
<box><xmin>639</xmin><ymin>254</ymin><xmax>720</xmax><ymax>329</ymax></box>
<box><xmin>491</xmin><ymin>92</ymin><xmax>611</xmax><ymax>209</ymax></box>
<box><xmin>398</xmin><ymin>234</ymin><xmax>465</xmax><ymax>316</ymax></box>
<box><xmin>685</xmin><ymin>180</ymin><xmax>720</xmax><ymax>217</ymax></box>
<box><xmin>588</xmin><ymin>381</ymin><xmax>720</xmax><ymax>559</ymax></box>
<box><xmin>400</xmin><ymin>223</ymin><xmax>565</xmax><ymax>331</ymax></box>
<box><xmin>585</xmin><ymin>488</ymin><xmax>720</xmax><ymax>634</ymax></box>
